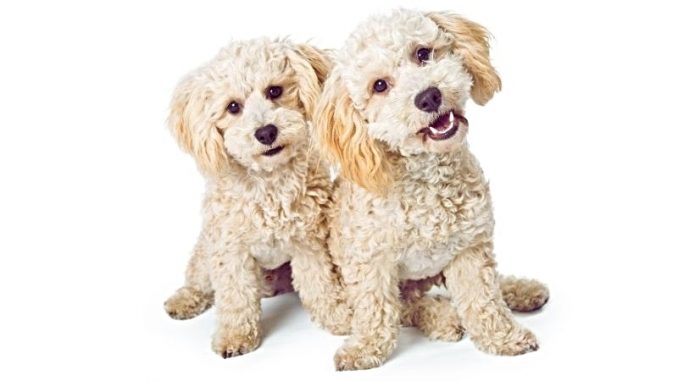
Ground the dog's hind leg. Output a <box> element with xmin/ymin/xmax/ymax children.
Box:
<box><xmin>401</xmin><ymin>294</ymin><xmax>465</xmax><ymax>342</ymax></box>
<box><xmin>400</xmin><ymin>273</ymin><xmax>547</xmax><ymax>340</ymax></box>
<box><xmin>400</xmin><ymin>275</ymin><xmax>464</xmax><ymax>341</ymax></box>
<box><xmin>164</xmin><ymin>230</ymin><xmax>214</xmax><ymax>320</ymax></box>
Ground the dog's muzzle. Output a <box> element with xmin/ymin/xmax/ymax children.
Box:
<box><xmin>417</xmin><ymin>111</ymin><xmax>467</xmax><ymax>141</ymax></box>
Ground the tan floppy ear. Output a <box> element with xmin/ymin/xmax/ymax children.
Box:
<box><xmin>289</xmin><ymin>43</ymin><xmax>332</xmax><ymax>118</ymax></box>
<box><xmin>427</xmin><ymin>12</ymin><xmax>502</xmax><ymax>105</ymax></box>
<box><xmin>168</xmin><ymin>74</ymin><xmax>227</xmax><ymax>177</ymax></box>
<box><xmin>313</xmin><ymin>70</ymin><xmax>389</xmax><ymax>194</ymax></box>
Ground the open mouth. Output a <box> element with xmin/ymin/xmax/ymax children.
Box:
<box><xmin>417</xmin><ymin>110</ymin><xmax>468</xmax><ymax>141</ymax></box>
<box><xmin>262</xmin><ymin>145</ymin><xmax>285</xmax><ymax>156</ymax></box>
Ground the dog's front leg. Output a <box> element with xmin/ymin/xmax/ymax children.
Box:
<box><xmin>209</xmin><ymin>238</ymin><xmax>262</xmax><ymax>358</ymax></box>
<box><xmin>444</xmin><ymin>238</ymin><xmax>539</xmax><ymax>355</ymax></box>
<box><xmin>334</xmin><ymin>254</ymin><xmax>400</xmax><ymax>371</ymax></box>
<box><xmin>291</xmin><ymin>239</ymin><xmax>352</xmax><ymax>335</ymax></box>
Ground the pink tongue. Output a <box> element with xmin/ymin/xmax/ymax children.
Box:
<box><xmin>431</xmin><ymin>113</ymin><xmax>451</xmax><ymax>130</ymax></box>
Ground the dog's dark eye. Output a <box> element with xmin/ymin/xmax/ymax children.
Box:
<box><xmin>227</xmin><ymin>101</ymin><xmax>240</xmax><ymax>114</ymax></box>
<box><xmin>267</xmin><ymin>86</ymin><xmax>283</xmax><ymax>99</ymax></box>
<box><xmin>416</xmin><ymin>47</ymin><xmax>431</xmax><ymax>63</ymax></box>
<box><xmin>373</xmin><ymin>79</ymin><xmax>388</xmax><ymax>93</ymax></box>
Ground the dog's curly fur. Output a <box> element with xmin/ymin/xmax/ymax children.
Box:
<box><xmin>162</xmin><ymin>38</ymin><xmax>522</xmax><ymax>358</ymax></box>
<box><xmin>163</xmin><ymin>38</ymin><xmax>353</xmax><ymax>358</ymax></box>
<box><xmin>314</xmin><ymin>10</ymin><xmax>547</xmax><ymax>370</ymax></box>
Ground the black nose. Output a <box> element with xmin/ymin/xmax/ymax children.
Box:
<box><xmin>254</xmin><ymin>124</ymin><xmax>278</xmax><ymax>145</ymax></box>
<box><xmin>414</xmin><ymin>87</ymin><xmax>442</xmax><ymax>113</ymax></box>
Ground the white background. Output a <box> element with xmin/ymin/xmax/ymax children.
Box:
<box><xmin>1</xmin><ymin>0</ymin><xmax>677</xmax><ymax>379</ymax></box>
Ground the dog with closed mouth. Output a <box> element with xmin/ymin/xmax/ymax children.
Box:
<box><xmin>162</xmin><ymin>38</ymin><xmax>353</xmax><ymax>358</ymax></box>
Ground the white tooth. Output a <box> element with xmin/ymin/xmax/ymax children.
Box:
<box><xmin>430</xmin><ymin>124</ymin><xmax>452</xmax><ymax>135</ymax></box>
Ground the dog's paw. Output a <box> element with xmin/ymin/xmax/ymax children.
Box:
<box><xmin>334</xmin><ymin>342</ymin><xmax>388</xmax><ymax>371</ymax></box>
<box><xmin>412</xmin><ymin>298</ymin><xmax>465</xmax><ymax>342</ymax></box>
<box><xmin>211</xmin><ymin>328</ymin><xmax>261</xmax><ymax>359</ymax></box>
<box><xmin>423</xmin><ymin>319</ymin><xmax>465</xmax><ymax>342</ymax></box>
<box><xmin>501</xmin><ymin>277</ymin><xmax>550</xmax><ymax>313</ymax></box>
<box><xmin>164</xmin><ymin>287</ymin><xmax>213</xmax><ymax>320</ymax></box>
<box><xmin>475</xmin><ymin>328</ymin><xmax>539</xmax><ymax>356</ymax></box>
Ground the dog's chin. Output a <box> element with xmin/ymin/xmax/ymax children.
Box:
<box><xmin>416</xmin><ymin>110</ymin><xmax>469</xmax><ymax>154</ymax></box>
<box><xmin>252</xmin><ymin>144</ymin><xmax>296</xmax><ymax>171</ymax></box>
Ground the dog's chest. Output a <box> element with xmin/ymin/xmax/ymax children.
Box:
<box><xmin>390</xmin><ymin>155</ymin><xmax>493</xmax><ymax>279</ymax></box>
<box><xmin>208</xmin><ymin>177</ymin><xmax>328</xmax><ymax>270</ymax></box>
<box><xmin>246</xmin><ymin>195</ymin><xmax>319</xmax><ymax>268</ymax></box>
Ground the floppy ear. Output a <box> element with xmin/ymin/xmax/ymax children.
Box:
<box><xmin>427</xmin><ymin>12</ymin><xmax>502</xmax><ymax>105</ymax></box>
<box><xmin>168</xmin><ymin>73</ymin><xmax>227</xmax><ymax>177</ymax></box>
<box><xmin>313</xmin><ymin>70</ymin><xmax>389</xmax><ymax>194</ymax></box>
<box><xmin>288</xmin><ymin>43</ymin><xmax>332</xmax><ymax>118</ymax></box>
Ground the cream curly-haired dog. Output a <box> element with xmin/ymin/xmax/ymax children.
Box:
<box><xmin>162</xmin><ymin>38</ymin><xmax>354</xmax><ymax>358</ymax></box>
<box><xmin>315</xmin><ymin>10</ymin><xmax>547</xmax><ymax>370</ymax></box>
<box><xmin>161</xmin><ymin>37</ymin><xmax>505</xmax><ymax>357</ymax></box>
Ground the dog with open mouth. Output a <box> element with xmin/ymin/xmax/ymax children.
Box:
<box><xmin>315</xmin><ymin>10</ymin><xmax>548</xmax><ymax>370</ymax></box>
<box><xmin>162</xmin><ymin>38</ymin><xmax>354</xmax><ymax>358</ymax></box>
